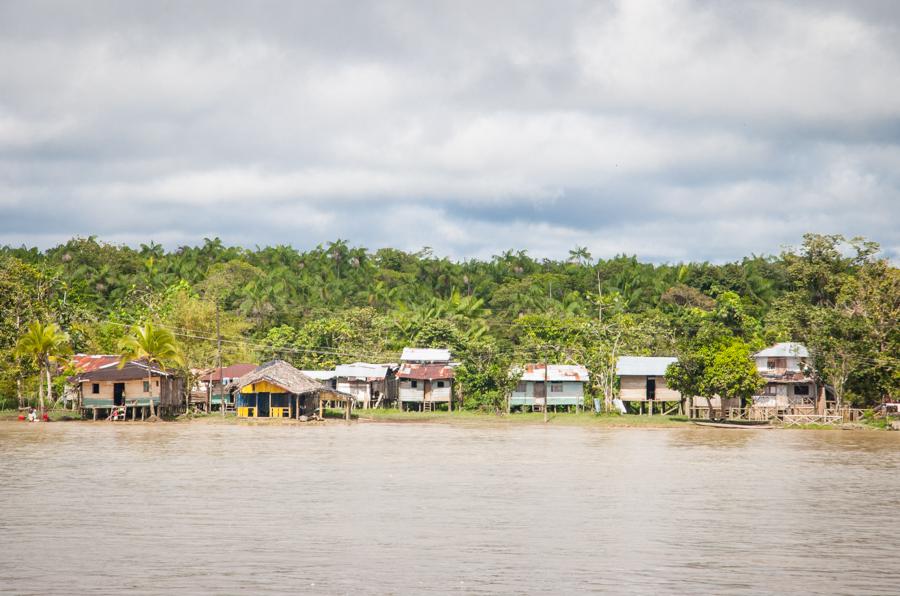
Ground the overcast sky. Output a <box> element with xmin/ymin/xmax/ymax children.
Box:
<box><xmin>1</xmin><ymin>0</ymin><xmax>898</xmax><ymax>262</ymax></box>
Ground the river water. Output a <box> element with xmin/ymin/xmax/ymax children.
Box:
<box><xmin>0</xmin><ymin>421</ymin><xmax>898</xmax><ymax>595</ymax></box>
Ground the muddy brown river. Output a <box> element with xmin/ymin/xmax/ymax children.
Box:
<box><xmin>0</xmin><ymin>421</ymin><xmax>898</xmax><ymax>595</ymax></box>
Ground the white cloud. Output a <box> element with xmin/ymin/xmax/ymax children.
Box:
<box><xmin>0</xmin><ymin>0</ymin><xmax>898</xmax><ymax>262</ymax></box>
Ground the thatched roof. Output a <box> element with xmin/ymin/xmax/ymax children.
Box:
<box><xmin>233</xmin><ymin>360</ymin><xmax>355</xmax><ymax>402</ymax></box>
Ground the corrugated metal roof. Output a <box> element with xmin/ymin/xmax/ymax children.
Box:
<box><xmin>335</xmin><ymin>362</ymin><xmax>390</xmax><ymax>379</ymax></box>
<box><xmin>301</xmin><ymin>370</ymin><xmax>337</xmax><ymax>381</ymax></box>
<box><xmin>70</xmin><ymin>354</ymin><xmax>121</xmax><ymax>373</ymax></box>
<box><xmin>77</xmin><ymin>360</ymin><xmax>171</xmax><ymax>381</ymax></box>
<box><xmin>517</xmin><ymin>364</ymin><xmax>589</xmax><ymax>382</ymax></box>
<box><xmin>397</xmin><ymin>363</ymin><xmax>454</xmax><ymax>380</ymax></box>
<box><xmin>754</xmin><ymin>342</ymin><xmax>809</xmax><ymax>358</ymax></box>
<box><xmin>400</xmin><ymin>347</ymin><xmax>451</xmax><ymax>363</ymax></box>
<box><xmin>199</xmin><ymin>363</ymin><xmax>258</xmax><ymax>382</ymax></box>
<box><xmin>616</xmin><ymin>356</ymin><xmax>678</xmax><ymax>376</ymax></box>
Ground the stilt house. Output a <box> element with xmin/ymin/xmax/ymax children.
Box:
<box><xmin>76</xmin><ymin>359</ymin><xmax>184</xmax><ymax>419</ymax></box>
<box><xmin>234</xmin><ymin>360</ymin><xmax>354</xmax><ymax>419</ymax></box>
<box><xmin>510</xmin><ymin>364</ymin><xmax>589</xmax><ymax>411</ymax></box>
<box><xmin>335</xmin><ymin>362</ymin><xmax>397</xmax><ymax>409</ymax></box>
<box><xmin>397</xmin><ymin>348</ymin><xmax>454</xmax><ymax>411</ymax></box>
<box><xmin>616</xmin><ymin>356</ymin><xmax>685</xmax><ymax>414</ymax></box>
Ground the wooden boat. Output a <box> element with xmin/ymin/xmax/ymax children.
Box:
<box><xmin>692</xmin><ymin>420</ymin><xmax>772</xmax><ymax>429</ymax></box>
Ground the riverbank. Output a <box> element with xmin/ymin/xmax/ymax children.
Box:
<box><xmin>2</xmin><ymin>407</ymin><xmax>890</xmax><ymax>430</ymax></box>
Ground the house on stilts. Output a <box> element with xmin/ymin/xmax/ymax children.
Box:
<box><xmin>509</xmin><ymin>364</ymin><xmax>589</xmax><ymax>412</ymax></box>
<box><xmin>335</xmin><ymin>362</ymin><xmax>397</xmax><ymax>409</ymax></box>
<box><xmin>397</xmin><ymin>348</ymin><xmax>455</xmax><ymax>411</ymax></box>
<box><xmin>233</xmin><ymin>360</ymin><xmax>355</xmax><ymax>420</ymax></box>
<box><xmin>615</xmin><ymin>356</ymin><xmax>688</xmax><ymax>415</ymax></box>
<box><xmin>75</xmin><ymin>359</ymin><xmax>185</xmax><ymax>420</ymax></box>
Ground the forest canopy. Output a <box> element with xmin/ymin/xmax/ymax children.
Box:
<box><xmin>1</xmin><ymin>233</ymin><xmax>896</xmax><ymax>410</ymax></box>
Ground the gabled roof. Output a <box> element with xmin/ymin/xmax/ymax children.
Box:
<box><xmin>235</xmin><ymin>360</ymin><xmax>325</xmax><ymax>395</ymax></box>
<box><xmin>616</xmin><ymin>356</ymin><xmax>678</xmax><ymax>377</ymax></box>
<box><xmin>77</xmin><ymin>360</ymin><xmax>171</xmax><ymax>382</ymax></box>
<box><xmin>517</xmin><ymin>364</ymin><xmax>589</xmax><ymax>382</ymax></box>
<box><xmin>335</xmin><ymin>362</ymin><xmax>391</xmax><ymax>379</ymax></box>
<box><xmin>754</xmin><ymin>342</ymin><xmax>809</xmax><ymax>358</ymax></box>
<box><xmin>397</xmin><ymin>363</ymin><xmax>454</xmax><ymax>380</ymax></box>
<box><xmin>400</xmin><ymin>347</ymin><xmax>451</xmax><ymax>363</ymax></box>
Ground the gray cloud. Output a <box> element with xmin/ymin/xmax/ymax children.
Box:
<box><xmin>1</xmin><ymin>0</ymin><xmax>899</xmax><ymax>262</ymax></box>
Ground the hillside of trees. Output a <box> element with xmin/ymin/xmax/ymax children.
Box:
<box><xmin>1</xmin><ymin>233</ymin><xmax>896</xmax><ymax>410</ymax></box>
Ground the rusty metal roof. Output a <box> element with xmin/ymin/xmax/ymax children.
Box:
<box><xmin>198</xmin><ymin>363</ymin><xmax>258</xmax><ymax>382</ymax></box>
<box><xmin>397</xmin><ymin>363</ymin><xmax>454</xmax><ymax>380</ymax></box>
<box><xmin>70</xmin><ymin>354</ymin><xmax>121</xmax><ymax>373</ymax></box>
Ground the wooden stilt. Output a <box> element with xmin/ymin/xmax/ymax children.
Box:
<box><xmin>92</xmin><ymin>408</ymin><xmax>97</xmax><ymax>421</ymax></box>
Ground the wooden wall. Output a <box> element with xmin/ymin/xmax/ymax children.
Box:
<box><xmin>619</xmin><ymin>375</ymin><xmax>682</xmax><ymax>402</ymax></box>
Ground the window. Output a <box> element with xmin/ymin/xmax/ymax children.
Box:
<box><xmin>763</xmin><ymin>384</ymin><xmax>777</xmax><ymax>396</ymax></box>
<box><xmin>155</xmin><ymin>380</ymin><xmax>159</xmax><ymax>387</ymax></box>
<box><xmin>92</xmin><ymin>383</ymin><xmax>100</xmax><ymax>394</ymax></box>
<box><xmin>436</xmin><ymin>381</ymin><xmax>445</xmax><ymax>388</ymax></box>
<box><xmin>411</xmin><ymin>380</ymin><xmax>418</xmax><ymax>388</ymax></box>
<box><xmin>767</xmin><ymin>357</ymin><xmax>787</xmax><ymax>370</ymax></box>
<box><xmin>515</xmin><ymin>382</ymin><xmax>526</xmax><ymax>393</ymax></box>
<box><xmin>550</xmin><ymin>382</ymin><xmax>563</xmax><ymax>393</ymax></box>
<box><xmin>793</xmin><ymin>385</ymin><xmax>810</xmax><ymax>396</ymax></box>
<box><xmin>143</xmin><ymin>381</ymin><xmax>150</xmax><ymax>393</ymax></box>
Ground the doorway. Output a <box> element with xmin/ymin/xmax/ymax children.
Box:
<box><xmin>113</xmin><ymin>383</ymin><xmax>125</xmax><ymax>406</ymax></box>
<box><xmin>646</xmin><ymin>377</ymin><xmax>656</xmax><ymax>401</ymax></box>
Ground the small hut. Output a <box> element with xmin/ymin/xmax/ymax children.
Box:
<box><xmin>616</xmin><ymin>356</ymin><xmax>684</xmax><ymax>415</ymax></box>
<box><xmin>233</xmin><ymin>360</ymin><xmax>354</xmax><ymax>420</ymax></box>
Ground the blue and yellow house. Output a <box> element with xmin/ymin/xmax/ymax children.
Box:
<box><xmin>233</xmin><ymin>360</ymin><xmax>354</xmax><ymax>420</ymax></box>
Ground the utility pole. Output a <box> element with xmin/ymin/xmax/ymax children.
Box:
<box><xmin>543</xmin><ymin>355</ymin><xmax>549</xmax><ymax>424</ymax></box>
<box><xmin>216</xmin><ymin>300</ymin><xmax>224</xmax><ymax>418</ymax></box>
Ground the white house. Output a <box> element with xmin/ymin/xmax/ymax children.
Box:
<box><xmin>751</xmin><ymin>342</ymin><xmax>819</xmax><ymax>410</ymax></box>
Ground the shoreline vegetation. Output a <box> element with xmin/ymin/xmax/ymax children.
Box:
<box><xmin>2</xmin><ymin>233</ymin><xmax>897</xmax><ymax>419</ymax></box>
<box><xmin>1</xmin><ymin>408</ymin><xmax>891</xmax><ymax>431</ymax></box>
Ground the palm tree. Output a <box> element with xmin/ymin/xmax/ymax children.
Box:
<box><xmin>15</xmin><ymin>321</ymin><xmax>71</xmax><ymax>415</ymax></box>
<box><xmin>119</xmin><ymin>322</ymin><xmax>182</xmax><ymax>418</ymax></box>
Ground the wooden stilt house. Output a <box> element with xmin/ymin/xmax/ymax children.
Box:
<box><xmin>76</xmin><ymin>359</ymin><xmax>185</xmax><ymax>420</ymax></box>
<box><xmin>233</xmin><ymin>360</ymin><xmax>355</xmax><ymax>420</ymax></box>
<box><xmin>615</xmin><ymin>356</ymin><xmax>685</xmax><ymax>415</ymax></box>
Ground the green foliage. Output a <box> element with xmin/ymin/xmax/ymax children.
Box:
<box><xmin>0</xmin><ymin>233</ymin><xmax>896</xmax><ymax>409</ymax></box>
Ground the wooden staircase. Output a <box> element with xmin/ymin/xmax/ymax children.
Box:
<box><xmin>422</xmin><ymin>401</ymin><xmax>434</xmax><ymax>412</ymax></box>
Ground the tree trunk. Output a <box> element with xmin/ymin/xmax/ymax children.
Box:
<box><xmin>705</xmin><ymin>396</ymin><xmax>714</xmax><ymax>421</ymax></box>
<box><xmin>148</xmin><ymin>370</ymin><xmax>157</xmax><ymax>418</ymax></box>
<box><xmin>45</xmin><ymin>362</ymin><xmax>54</xmax><ymax>406</ymax></box>
<box><xmin>38</xmin><ymin>363</ymin><xmax>45</xmax><ymax>416</ymax></box>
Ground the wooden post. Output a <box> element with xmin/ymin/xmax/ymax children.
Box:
<box><xmin>132</xmin><ymin>406</ymin><xmax>136</xmax><ymax>421</ymax></box>
<box><xmin>92</xmin><ymin>407</ymin><xmax>97</xmax><ymax>421</ymax></box>
<box><xmin>319</xmin><ymin>397</ymin><xmax>324</xmax><ymax>419</ymax></box>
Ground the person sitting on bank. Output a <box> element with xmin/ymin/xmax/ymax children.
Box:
<box><xmin>27</xmin><ymin>407</ymin><xmax>37</xmax><ymax>422</ymax></box>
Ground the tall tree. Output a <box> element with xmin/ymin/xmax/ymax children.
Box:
<box><xmin>15</xmin><ymin>321</ymin><xmax>71</xmax><ymax>414</ymax></box>
<box><xmin>118</xmin><ymin>323</ymin><xmax>182</xmax><ymax>418</ymax></box>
